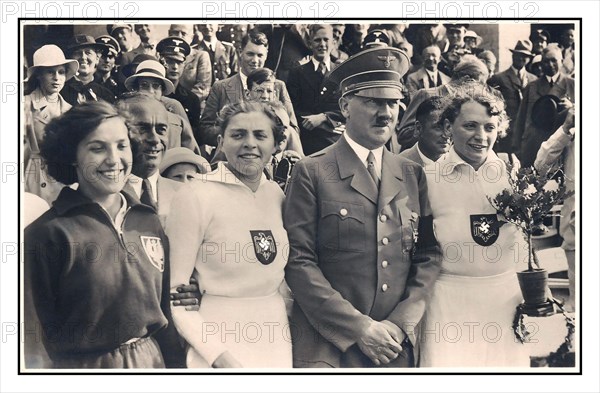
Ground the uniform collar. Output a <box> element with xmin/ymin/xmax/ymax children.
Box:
<box><xmin>52</xmin><ymin>187</ymin><xmax>146</xmax><ymax>216</ymax></box>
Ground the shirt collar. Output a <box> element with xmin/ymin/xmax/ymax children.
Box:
<box><xmin>52</xmin><ymin>187</ymin><xmax>145</xmax><ymax>216</ymax></box>
<box><xmin>425</xmin><ymin>68</ymin><xmax>438</xmax><ymax>79</ymax></box>
<box><xmin>511</xmin><ymin>66</ymin><xmax>525</xmax><ymax>77</ymax></box>
<box><xmin>203</xmin><ymin>38</ymin><xmax>218</xmax><ymax>49</ymax></box>
<box><xmin>200</xmin><ymin>161</ymin><xmax>269</xmax><ymax>188</ymax></box>
<box><xmin>239</xmin><ymin>72</ymin><xmax>248</xmax><ymax>90</ymax></box>
<box><xmin>546</xmin><ymin>73</ymin><xmax>560</xmax><ymax>84</ymax></box>
<box><xmin>440</xmin><ymin>146</ymin><xmax>503</xmax><ymax>174</ymax></box>
<box><xmin>128</xmin><ymin>171</ymin><xmax>159</xmax><ymax>200</ymax></box>
<box><xmin>415</xmin><ymin>143</ymin><xmax>435</xmax><ymax>166</ymax></box>
<box><xmin>343</xmin><ymin>132</ymin><xmax>384</xmax><ymax>175</ymax></box>
<box><xmin>311</xmin><ymin>56</ymin><xmax>331</xmax><ymax>72</ymax></box>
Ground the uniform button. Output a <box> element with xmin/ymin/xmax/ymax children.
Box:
<box><xmin>380</xmin><ymin>214</ymin><xmax>387</xmax><ymax>223</ymax></box>
<box><xmin>41</xmin><ymin>182</ymin><xmax>46</xmax><ymax>188</ymax></box>
<box><xmin>382</xmin><ymin>284</ymin><xmax>388</xmax><ymax>292</ymax></box>
<box><xmin>403</xmin><ymin>249</ymin><xmax>410</xmax><ymax>254</ymax></box>
<box><xmin>340</xmin><ymin>208</ymin><xmax>348</xmax><ymax>216</ymax></box>
<box><xmin>381</xmin><ymin>260</ymin><xmax>388</xmax><ymax>268</ymax></box>
<box><xmin>382</xmin><ymin>237</ymin><xmax>389</xmax><ymax>245</ymax></box>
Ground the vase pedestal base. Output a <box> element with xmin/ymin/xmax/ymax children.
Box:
<box><xmin>520</xmin><ymin>299</ymin><xmax>556</xmax><ymax>317</ymax></box>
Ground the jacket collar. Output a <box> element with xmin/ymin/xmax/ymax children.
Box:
<box><xmin>334</xmin><ymin>137</ymin><xmax>404</xmax><ymax>206</ymax></box>
<box><xmin>52</xmin><ymin>187</ymin><xmax>149</xmax><ymax>216</ymax></box>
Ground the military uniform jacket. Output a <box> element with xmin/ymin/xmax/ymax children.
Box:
<box><xmin>283</xmin><ymin>137</ymin><xmax>442</xmax><ymax>367</ymax></box>
<box><xmin>197</xmin><ymin>40</ymin><xmax>239</xmax><ymax>84</ymax></box>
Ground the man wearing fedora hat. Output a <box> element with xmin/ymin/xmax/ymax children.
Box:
<box><xmin>488</xmin><ymin>39</ymin><xmax>538</xmax><ymax>155</ymax></box>
<box><xmin>125</xmin><ymin>59</ymin><xmax>200</xmax><ymax>154</ymax></box>
<box><xmin>284</xmin><ymin>46</ymin><xmax>441</xmax><ymax>368</ymax></box>
<box><xmin>512</xmin><ymin>44</ymin><xmax>574</xmax><ymax>167</ymax></box>
<box><xmin>156</xmin><ymin>36</ymin><xmax>201</xmax><ymax>145</ymax></box>
<box><xmin>94</xmin><ymin>35</ymin><xmax>122</xmax><ymax>100</ymax></box>
<box><xmin>60</xmin><ymin>34</ymin><xmax>116</xmax><ymax>105</ymax></box>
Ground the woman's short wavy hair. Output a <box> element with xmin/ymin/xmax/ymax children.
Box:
<box><xmin>216</xmin><ymin>101</ymin><xmax>287</xmax><ymax>145</ymax></box>
<box><xmin>40</xmin><ymin>101</ymin><xmax>125</xmax><ymax>185</ymax></box>
<box><xmin>440</xmin><ymin>80</ymin><xmax>510</xmax><ymax>138</ymax></box>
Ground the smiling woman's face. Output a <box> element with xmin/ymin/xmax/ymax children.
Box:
<box><xmin>445</xmin><ymin>100</ymin><xmax>499</xmax><ymax>170</ymax></box>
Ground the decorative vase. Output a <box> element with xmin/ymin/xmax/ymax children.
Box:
<box><xmin>516</xmin><ymin>269</ymin><xmax>555</xmax><ymax>317</ymax></box>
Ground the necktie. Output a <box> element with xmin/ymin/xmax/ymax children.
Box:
<box><xmin>549</xmin><ymin>78</ymin><xmax>554</xmax><ymax>88</ymax></box>
<box><xmin>141</xmin><ymin>178</ymin><xmax>157</xmax><ymax>210</ymax></box>
<box><xmin>317</xmin><ymin>61</ymin><xmax>327</xmax><ymax>76</ymax></box>
<box><xmin>520</xmin><ymin>72</ymin><xmax>528</xmax><ymax>88</ymax></box>
<box><xmin>367</xmin><ymin>151</ymin><xmax>380</xmax><ymax>189</ymax></box>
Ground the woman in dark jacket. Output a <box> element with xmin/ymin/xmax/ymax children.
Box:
<box><xmin>24</xmin><ymin>101</ymin><xmax>181</xmax><ymax>368</ymax></box>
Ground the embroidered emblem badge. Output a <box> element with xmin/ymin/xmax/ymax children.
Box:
<box><xmin>140</xmin><ymin>236</ymin><xmax>165</xmax><ymax>272</ymax></box>
<box><xmin>470</xmin><ymin>214</ymin><xmax>500</xmax><ymax>246</ymax></box>
<box><xmin>250</xmin><ymin>230</ymin><xmax>277</xmax><ymax>265</ymax></box>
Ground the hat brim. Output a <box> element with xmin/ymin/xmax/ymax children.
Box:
<box><xmin>354</xmin><ymin>86</ymin><xmax>403</xmax><ymax>100</ymax></box>
<box><xmin>66</xmin><ymin>43</ymin><xmax>109</xmax><ymax>56</ymax></box>
<box><xmin>162</xmin><ymin>53</ymin><xmax>186</xmax><ymax>62</ymax></box>
<box><xmin>159</xmin><ymin>150</ymin><xmax>210</xmax><ymax>175</ymax></box>
<box><xmin>27</xmin><ymin>59</ymin><xmax>80</xmax><ymax>81</ymax></box>
<box><xmin>124</xmin><ymin>73</ymin><xmax>175</xmax><ymax>96</ymax></box>
<box><xmin>509</xmin><ymin>49</ymin><xmax>534</xmax><ymax>57</ymax></box>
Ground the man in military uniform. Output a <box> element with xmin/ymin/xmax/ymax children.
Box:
<box><xmin>156</xmin><ymin>36</ymin><xmax>202</xmax><ymax>146</ymax></box>
<box><xmin>196</xmin><ymin>23</ymin><xmax>238</xmax><ymax>85</ymax></box>
<box><xmin>94</xmin><ymin>35</ymin><xmax>123</xmax><ymax>100</ymax></box>
<box><xmin>283</xmin><ymin>46</ymin><xmax>442</xmax><ymax>368</ymax></box>
<box><xmin>168</xmin><ymin>24</ymin><xmax>212</xmax><ymax>107</ymax></box>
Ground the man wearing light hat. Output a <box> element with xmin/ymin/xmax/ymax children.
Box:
<box><xmin>488</xmin><ymin>39</ymin><xmax>538</xmax><ymax>155</ymax></box>
<box><xmin>94</xmin><ymin>35</ymin><xmax>122</xmax><ymax>100</ymax></box>
<box><xmin>157</xmin><ymin>36</ymin><xmax>202</xmax><ymax>144</ymax></box>
<box><xmin>60</xmin><ymin>34</ymin><xmax>116</xmax><ymax>105</ymax></box>
<box><xmin>463</xmin><ymin>30</ymin><xmax>483</xmax><ymax>56</ymax></box>
<box><xmin>125</xmin><ymin>59</ymin><xmax>200</xmax><ymax>154</ymax></box>
<box><xmin>284</xmin><ymin>46</ymin><xmax>441</xmax><ymax>368</ymax></box>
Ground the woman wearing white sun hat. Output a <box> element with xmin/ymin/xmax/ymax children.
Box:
<box><xmin>24</xmin><ymin>44</ymin><xmax>79</xmax><ymax>205</ymax></box>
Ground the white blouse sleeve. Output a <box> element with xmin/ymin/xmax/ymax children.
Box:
<box><xmin>165</xmin><ymin>184</ymin><xmax>227</xmax><ymax>366</ymax></box>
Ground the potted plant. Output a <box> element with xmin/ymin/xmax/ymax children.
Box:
<box><xmin>489</xmin><ymin>165</ymin><xmax>574</xmax><ymax>317</ymax></box>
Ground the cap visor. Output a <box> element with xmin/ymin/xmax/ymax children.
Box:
<box><xmin>354</xmin><ymin>86</ymin><xmax>403</xmax><ymax>100</ymax></box>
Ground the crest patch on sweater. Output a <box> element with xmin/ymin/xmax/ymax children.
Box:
<box><xmin>250</xmin><ymin>230</ymin><xmax>277</xmax><ymax>265</ymax></box>
<box><xmin>140</xmin><ymin>236</ymin><xmax>165</xmax><ymax>272</ymax></box>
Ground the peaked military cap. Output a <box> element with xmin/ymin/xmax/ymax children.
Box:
<box><xmin>95</xmin><ymin>35</ymin><xmax>121</xmax><ymax>56</ymax></box>
<box><xmin>327</xmin><ymin>46</ymin><xmax>410</xmax><ymax>99</ymax></box>
<box><xmin>156</xmin><ymin>36</ymin><xmax>191</xmax><ymax>62</ymax></box>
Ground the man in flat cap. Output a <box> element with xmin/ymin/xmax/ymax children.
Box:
<box><xmin>157</xmin><ymin>36</ymin><xmax>202</xmax><ymax>145</ymax></box>
<box><xmin>531</xmin><ymin>29</ymin><xmax>550</xmax><ymax>55</ymax></box>
<box><xmin>284</xmin><ymin>46</ymin><xmax>441</xmax><ymax>368</ymax></box>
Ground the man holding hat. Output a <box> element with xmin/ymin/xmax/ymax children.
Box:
<box><xmin>488</xmin><ymin>39</ymin><xmax>538</xmax><ymax>155</ymax></box>
<box><xmin>157</xmin><ymin>36</ymin><xmax>202</xmax><ymax>143</ymax></box>
<box><xmin>60</xmin><ymin>34</ymin><xmax>116</xmax><ymax>105</ymax></box>
<box><xmin>284</xmin><ymin>46</ymin><xmax>441</xmax><ymax>368</ymax></box>
<box><xmin>512</xmin><ymin>44</ymin><xmax>574</xmax><ymax>167</ymax></box>
<box><xmin>94</xmin><ymin>35</ymin><xmax>122</xmax><ymax>100</ymax></box>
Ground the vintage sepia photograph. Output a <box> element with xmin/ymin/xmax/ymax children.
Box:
<box><xmin>18</xmin><ymin>17</ymin><xmax>581</xmax><ymax>375</ymax></box>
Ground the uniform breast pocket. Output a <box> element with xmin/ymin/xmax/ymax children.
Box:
<box><xmin>319</xmin><ymin>200</ymin><xmax>365</xmax><ymax>253</ymax></box>
<box><xmin>399</xmin><ymin>208</ymin><xmax>419</xmax><ymax>254</ymax></box>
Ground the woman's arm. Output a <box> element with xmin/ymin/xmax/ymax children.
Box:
<box><xmin>165</xmin><ymin>185</ymin><xmax>230</xmax><ymax>367</ymax></box>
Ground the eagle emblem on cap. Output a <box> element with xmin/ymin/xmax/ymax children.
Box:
<box><xmin>377</xmin><ymin>52</ymin><xmax>397</xmax><ymax>68</ymax></box>
<box><xmin>172</xmin><ymin>39</ymin><xmax>184</xmax><ymax>46</ymax></box>
<box><xmin>100</xmin><ymin>37</ymin><xmax>110</xmax><ymax>44</ymax></box>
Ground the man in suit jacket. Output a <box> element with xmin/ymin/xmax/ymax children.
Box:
<box><xmin>199</xmin><ymin>29</ymin><xmax>298</xmax><ymax>147</ymax></box>
<box><xmin>512</xmin><ymin>45</ymin><xmax>575</xmax><ymax>167</ymax></box>
<box><xmin>284</xmin><ymin>46</ymin><xmax>442</xmax><ymax>368</ymax></box>
<box><xmin>197</xmin><ymin>23</ymin><xmax>239</xmax><ymax>85</ymax></box>
<box><xmin>287</xmin><ymin>24</ymin><xmax>345</xmax><ymax>155</ymax></box>
<box><xmin>405</xmin><ymin>45</ymin><xmax>450</xmax><ymax>100</ymax></box>
<box><xmin>117</xmin><ymin>94</ymin><xmax>183</xmax><ymax>227</ymax></box>
<box><xmin>487</xmin><ymin>39</ymin><xmax>537</xmax><ymax>155</ymax></box>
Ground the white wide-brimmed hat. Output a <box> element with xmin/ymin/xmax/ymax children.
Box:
<box><xmin>159</xmin><ymin>147</ymin><xmax>210</xmax><ymax>175</ymax></box>
<box><xmin>27</xmin><ymin>44</ymin><xmax>79</xmax><ymax>80</ymax></box>
<box><xmin>124</xmin><ymin>59</ymin><xmax>175</xmax><ymax>95</ymax></box>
